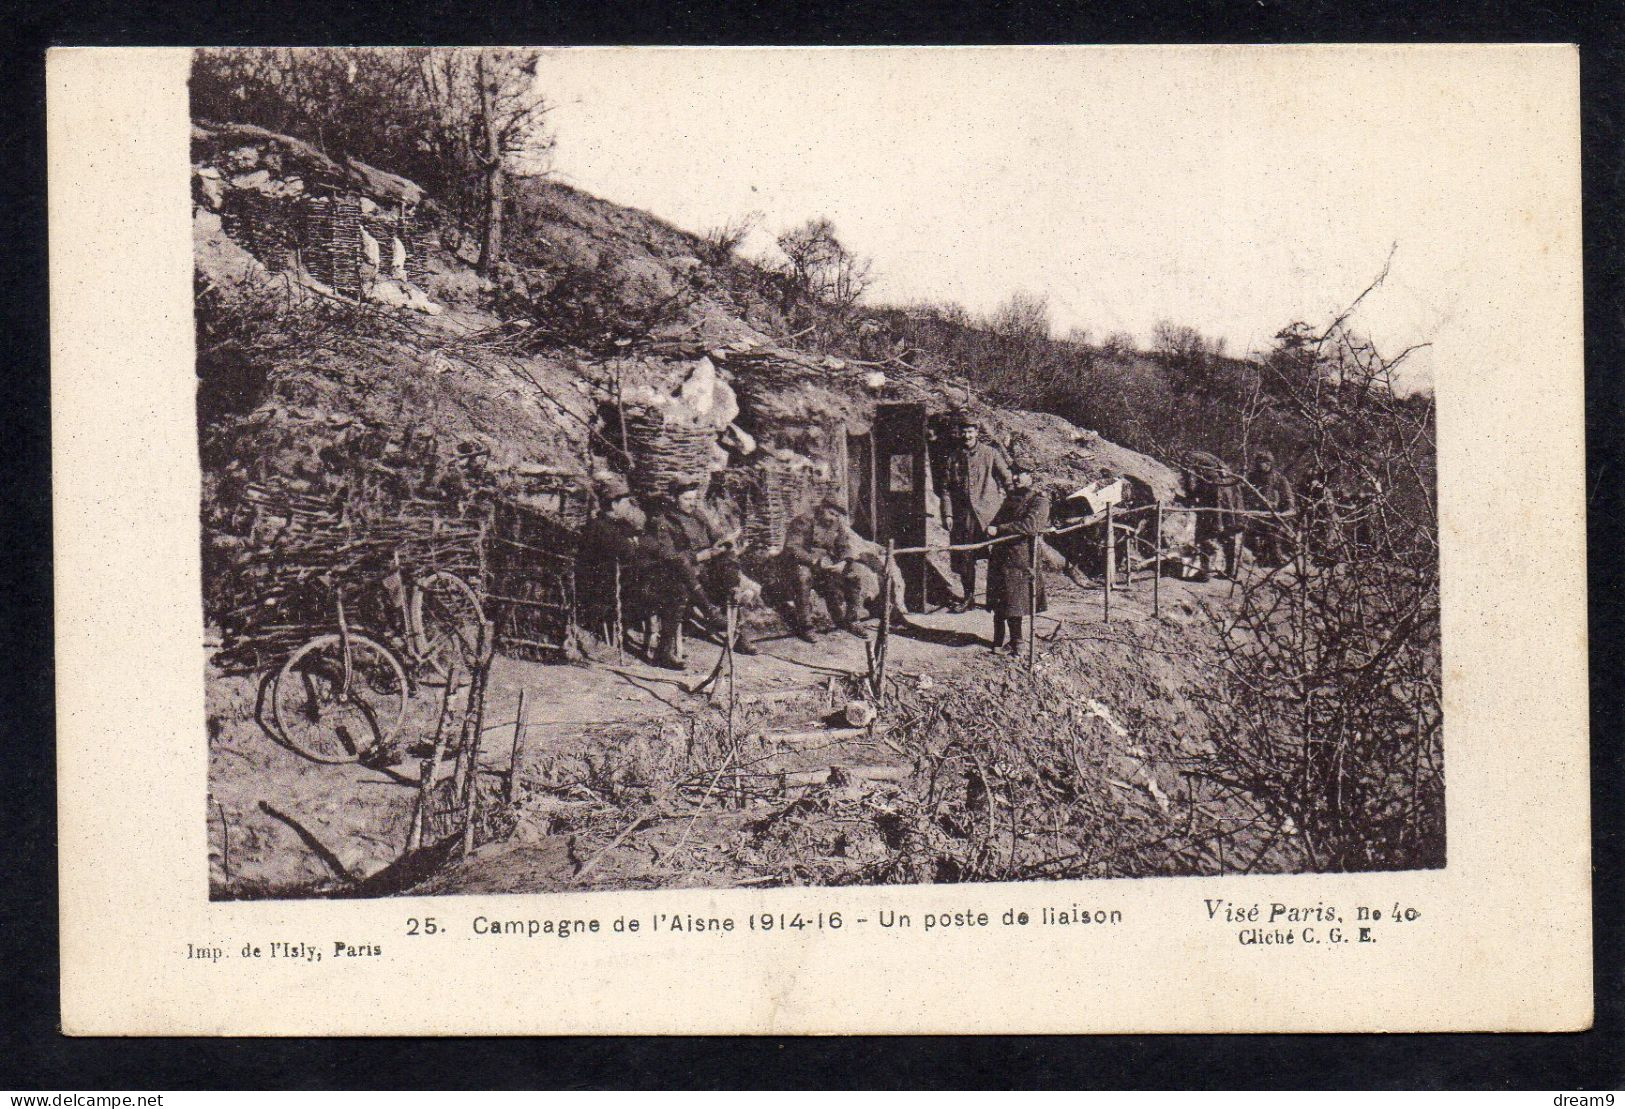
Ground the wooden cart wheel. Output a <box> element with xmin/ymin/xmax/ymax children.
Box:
<box><xmin>270</xmin><ymin>633</ymin><xmax>408</xmax><ymax>763</ymax></box>
<box><xmin>410</xmin><ymin>571</ymin><xmax>485</xmax><ymax>685</ymax></box>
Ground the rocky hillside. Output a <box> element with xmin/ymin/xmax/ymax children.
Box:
<box><xmin>193</xmin><ymin>119</ymin><xmax>1185</xmax><ymax>552</ymax></box>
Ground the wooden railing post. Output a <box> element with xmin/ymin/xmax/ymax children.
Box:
<box><xmin>459</xmin><ymin>622</ymin><xmax>492</xmax><ymax>858</ymax></box>
<box><xmin>1026</xmin><ymin>528</ymin><xmax>1038</xmax><ymax>675</ymax></box>
<box><xmin>613</xmin><ymin>560</ymin><xmax>625</xmax><ymax>666</ymax></box>
<box><xmin>725</xmin><ymin>604</ymin><xmax>741</xmax><ymax>807</ymax></box>
<box><xmin>406</xmin><ymin>662</ymin><xmax>459</xmax><ymax>854</ymax></box>
<box><xmin>875</xmin><ymin>540</ymin><xmax>895</xmax><ymax>708</ymax></box>
<box><xmin>1153</xmin><ymin>502</ymin><xmax>1163</xmax><ymax>618</ymax></box>
<box><xmin>505</xmin><ymin>686</ymin><xmax>528</xmax><ymax>804</ymax></box>
<box><xmin>1103</xmin><ymin>502</ymin><xmax>1114</xmax><ymax>623</ymax></box>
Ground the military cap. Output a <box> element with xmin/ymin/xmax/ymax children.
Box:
<box><xmin>593</xmin><ymin>471</ymin><xmax>631</xmax><ymax>501</ymax></box>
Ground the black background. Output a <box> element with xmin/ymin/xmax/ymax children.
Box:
<box><xmin>2</xmin><ymin>1</ymin><xmax>1620</xmax><ymax>1089</ymax></box>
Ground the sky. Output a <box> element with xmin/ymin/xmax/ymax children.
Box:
<box><xmin>529</xmin><ymin>46</ymin><xmax>1581</xmax><ymax>393</ymax></box>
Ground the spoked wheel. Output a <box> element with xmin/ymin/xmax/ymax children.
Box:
<box><xmin>410</xmin><ymin>571</ymin><xmax>485</xmax><ymax>686</ymax></box>
<box><xmin>270</xmin><ymin>633</ymin><xmax>408</xmax><ymax>763</ymax></box>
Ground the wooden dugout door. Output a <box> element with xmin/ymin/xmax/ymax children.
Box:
<box><xmin>871</xmin><ymin>402</ymin><xmax>929</xmax><ymax>612</ymax></box>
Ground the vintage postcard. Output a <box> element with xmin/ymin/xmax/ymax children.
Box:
<box><xmin>52</xmin><ymin>45</ymin><xmax>1590</xmax><ymax>1034</ymax></box>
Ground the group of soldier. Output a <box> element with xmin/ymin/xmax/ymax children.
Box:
<box><xmin>223</xmin><ymin>406</ymin><xmax>1372</xmax><ymax>688</ymax></box>
<box><xmin>1179</xmin><ymin>448</ymin><xmax>1317</xmax><ymax>580</ymax></box>
<box><xmin>574</xmin><ymin>411</ymin><xmax>1061</xmax><ymax>669</ymax></box>
<box><xmin>933</xmin><ymin>414</ymin><xmax>1052</xmax><ymax>655</ymax></box>
<box><xmin>576</xmin><ymin>473</ymin><xmax>907</xmax><ymax>671</ymax></box>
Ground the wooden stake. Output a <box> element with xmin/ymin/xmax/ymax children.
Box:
<box><xmin>1103</xmin><ymin>503</ymin><xmax>1114</xmax><ymax>623</ymax></box>
<box><xmin>1153</xmin><ymin>502</ymin><xmax>1163</xmax><ymax>618</ymax></box>
<box><xmin>1026</xmin><ymin>528</ymin><xmax>1038</xmax><ymax>676</ymax></box>
<box><xmin>1123</xmin><ymin>518</ymin><xmax>1134</xmax><ymax>587</ymax></box>
<box><xmin>406</xmin><ymin>663</ymin><xmax>459</xmax><ymax>853</ymax></box>
<box><xmin>613</xmin><ymin>560</ymin><xmax>625</xmax><ymax>666</ymax></box>
<box><xmin>724</xmin><ymin>606</ymin><xmax>737</xmax><ymax>740</ymax></box>
<box><xmin>725</xmin><ymin>605</ymin><xmax>741</xmax><ymax>808</ymax></box>
<box><xmin>459</xmin><ymin>624</ymin><xmax>492</xmax><ymax>858</ymax></box>
<box><xmin>505</xmin><ymin>686</ymin><xmax>528</xmax><ymax>804</ymax></box>
<box><xmin>615</xmin><ymin>366</ymin><xmax>632</xmax><ymax>465</ymax></box>
<box><xmin>216</xmin><ymin>801</ymin><xmax>231</xmax><ymax>882</ymax></box>
<box><xmin>875</xmin><ymin>540</ymin><xmax>895</xmax><ymax>707</ymax></box>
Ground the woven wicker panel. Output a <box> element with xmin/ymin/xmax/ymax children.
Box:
<box><xmin>486</xmin><ymin>498</ymin><xmax>579</xmax><ymax>661</ymax></box>
<box><xmin>299</xmin><ymin>196</ymin><xmax>363</xmax><ymax>297</ymax></box>
<box><xmin>624</xmin><ymin>411</ymin><xmax>717</xmax><ymax>501</ymax></box>
<box><xmin>215</xmin><ymin>487</ymin><xmax>485</xmax><ymax>669</ymax></box>
<box><xmin>404</xmin><ymin>224</ymin><xmax>431</xmax><ymax>285</ymax></box>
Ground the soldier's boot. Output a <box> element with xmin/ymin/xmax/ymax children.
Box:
<box><xmin>788</xmin><ymin>580</ymin><xmax>818</xmax><ymax>642</ymax></box>
<box><xmin>951</xmin><ymin>568</ymin><xmax>977</xmax><ymax>613</ymax></box>
<box><xmin>826</xmin><ymin>593</ymin><xmax>859</xmax><ymax>638</ymax></box>
<box><xmin>837</xmin><ymin>579</ymin><xmax>867</xmax><ymax>637</ymax></box>
<box><xmin>791</xmin><ymin>610</ymin><xmax>818</xmax><ymax>643</ymax></box>
<box><xmin>651</xmin><ymin>612</ymin><xmax>686</xmax><ymax>671</ymax></box>
<box><xmin>1005</xmin><ymin>617</ymin><xmax>1025</xmax><ymax>656</ymax></box>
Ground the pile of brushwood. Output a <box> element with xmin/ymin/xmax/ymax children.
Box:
<box><xmin>461</xmin><ymin>625</ymin><xmax>1312</xmax><ymax>894</ymax></box>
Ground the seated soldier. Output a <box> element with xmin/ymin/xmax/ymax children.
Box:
<box><xmin>642</xmin><ymin>480</ymin><xmax>757</xmax><ymax>670</ymax></box>
<box><xmin>778</xmin><ymin>499</ymin><xmax>869</xmax><ymax>641</ymax></box>
<box><xmin>847</xmin><ymin>533</ymin><xmax>910</xmax><ymax>626</ymax></box>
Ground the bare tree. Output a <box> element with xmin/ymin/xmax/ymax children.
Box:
<box><xmin>414</xmin><ymin>48</ymin><xmax>554</xmax><ymax>277</ymax></box>
<box><xmin>700</xmin><ymin>211</ymin><xmax>762</xmax><ymax>265</ymax></box>
<box><xmin>1100</xmin><ymin>331</ymin><xmax>1138</xmax><ymax>360</ymax></box>
<box><xmin>775</xmin><ymin>217</ymin><xmax>873</xmax><ymax>313</ymax></box>
<box><xmin>1152</xmin><ymin>319</ymin><xmax>1229</xmax><ymax>394</ymax></box>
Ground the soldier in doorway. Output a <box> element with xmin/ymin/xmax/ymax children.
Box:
<box><xmin>1181</xmin><ymin>450</ymin><xmax>1245</xmax><ymax>580</ymax></box>
<box><xmin>934</xmin><ymin>413</ymin><xmax>1011</xmax><ymax>612</ymax></box>
<box><xmin>576</xmin><ymin>472</ymin><xmax>646</xmax><ymax>646</ymax></box>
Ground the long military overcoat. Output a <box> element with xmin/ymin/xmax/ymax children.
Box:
<box><xmin>987</xmin><ymin>487</ymin><xmax>1051</xmax><ymax>616</ymax></box>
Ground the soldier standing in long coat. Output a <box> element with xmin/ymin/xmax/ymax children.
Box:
<box><xmin>935</xmin><ymin>415</ymin><xmax>1011</xmax><ymax>612</ymax></box>
<box><xmin>985</xmin><ymin>456</ymin><xmax>1050</xmax><ymax>656</ymax></box>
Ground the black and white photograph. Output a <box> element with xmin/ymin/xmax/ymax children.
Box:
<box><xmin>191</xmin><ymin>46</ymin><xmax>1448</xmax><ymax>902</ymax></box>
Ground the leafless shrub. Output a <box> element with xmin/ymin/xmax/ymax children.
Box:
<box><xmin>1211</xmin><ymin>270</ymin><xmax>1443</xmax><ymax>872</ymax></box>
<box><xmin>700</xmin><ymin>211</ymin><xmax>762</xmax><ymax>265</ymax></box>
<box><xmin>774</xmin><ymin>217</ymin><xmax>874</xmax><ymax>338</ymax></box>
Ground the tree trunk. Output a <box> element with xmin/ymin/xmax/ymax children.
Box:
<box><xmin>475</xmin><ymin>50</ymin><xmax>504</xmax><ymax>278</ymax></box>
<box><xmin>480</xmin><ymin>165</ymin><xmax>504</xmax><ymax>277</ymax></box>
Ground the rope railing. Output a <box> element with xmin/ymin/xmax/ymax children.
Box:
<box><xmin>577</xmin><ymin>499</ymin><xmax>1304</xmax><ymax>690</ymax></box>
<box><xmin>881</xmin><ymin>499</ymin><xmax>1300</xmax><ymax>675</ymax></box>
<box><xmin>888</xmin><ymin>501</ymin><xmax>1296</xmax><ymax>557</ymax></box>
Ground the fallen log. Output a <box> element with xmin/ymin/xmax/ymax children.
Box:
<box><xmin>761</xmin><ymin>725</ymin><xmax>885</xmax><ymax>749</ymax></box>
<box><xmin>778</xmin><ymin>764</ymin><xmax>912</xmax><ymax>789</ymax></box>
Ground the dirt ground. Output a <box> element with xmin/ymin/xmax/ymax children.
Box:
<box><xmin>206</xmin><ymin>568</ymin><xmax>1244</xmax><ymax>899</ymax></box>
